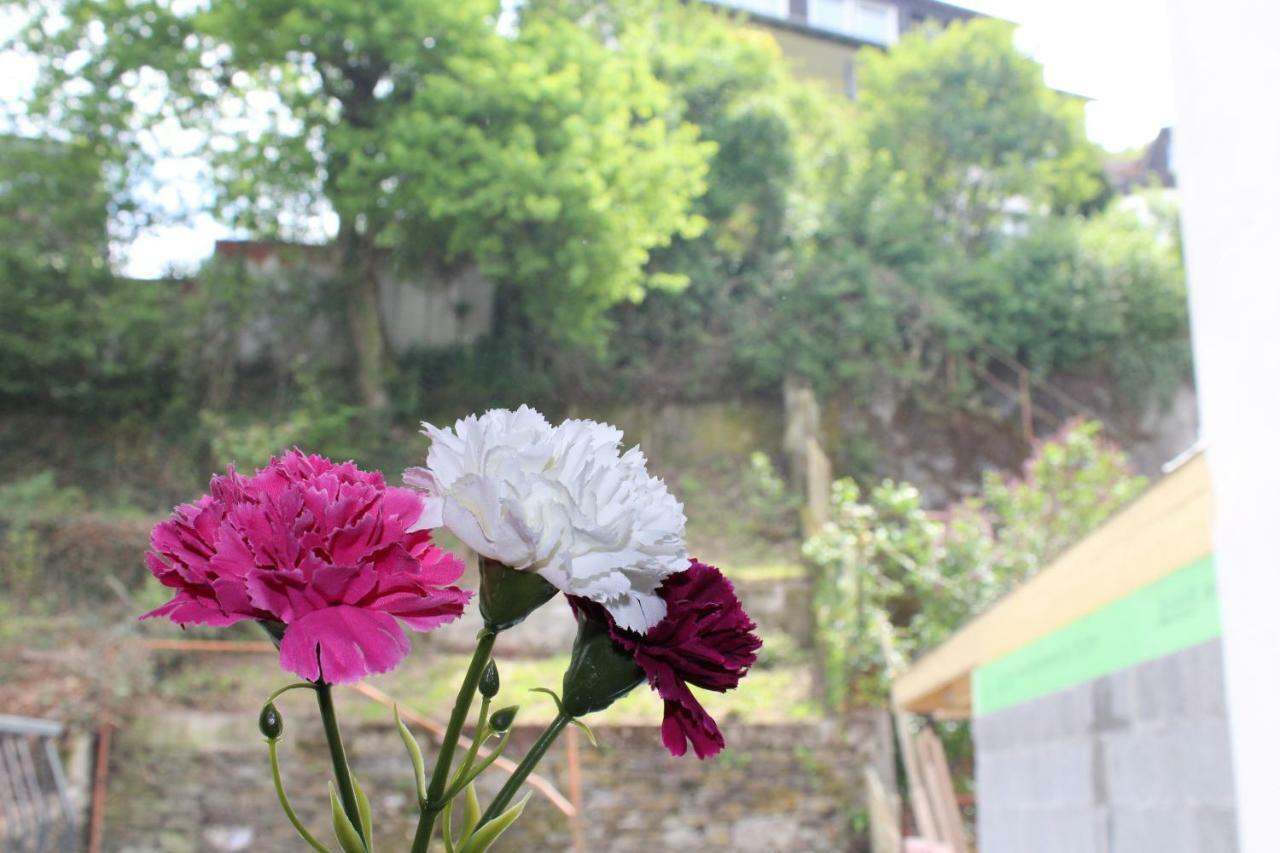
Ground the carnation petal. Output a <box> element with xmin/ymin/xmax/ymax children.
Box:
<box><xmin>376</xmin><ymin>586</ymin><xmax>473</xmax><ymax>631</ymax></box>
<box><xmin>142</xmin><ymin>591</ymin><xmax>245</xmax><ymax>627</ymax></box>
<box><xmin>403</xmin><ymin>407</ymin><xmax>688</xmax><ymax>634</ymax></box>
<box><xmin>661</xmin><ymin>698</ymin><xmax>725</xmax><ymax>759</ymax></box>
<box><xmin>603</xmin><ymin>590</ymin><xmax>667</xmax><ymax>634</ymax></box>
<box><xmin>278</xmin><ymin>605</ymin><xmax>411</xmax><ymax>684</ymax></box>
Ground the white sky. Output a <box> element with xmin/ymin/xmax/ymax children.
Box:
<box><xmin>963</xmin><ymin>0</ymin><xmax>1176</xmax><ymax>151</ymax></box>
<box><xmin>0</xmin><ymin>0</ymin><xmax>1176</xmax><ymax>278</ymax></box>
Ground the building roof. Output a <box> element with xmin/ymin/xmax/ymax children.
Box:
<box><xmin>716</xmin><ymin>0</ymin><xmax>984</xmax><ymax>52</ymax></box>
<box><xmin>891</xmin><ymin>449</ymin><xmax>1212</xmax><ymax>717</ymax></box>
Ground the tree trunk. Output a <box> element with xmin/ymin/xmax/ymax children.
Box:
<box><xmin>340</xmin><ymin>222</ymin><xmax>391</xmax><ymax>413</ymax></box>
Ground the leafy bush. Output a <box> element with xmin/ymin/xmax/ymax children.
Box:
<box><xmin>0</xmin><ymin>472</ymin><xmax>150</xmax><ymax>603</ymax></box>
<box><xmin>200</xmin><ymin>371</ymin><xmax>364</xmax><ymax>471</ymax></box>
<box><xmin>741</xmin><ymin>451</ymin><xmax>800</xmax><ymax>540</ymax></box>
<box><xmin>804</xmin><ymin>420</ymin><xmax>1146</xmax><ymax>709</ymax></box>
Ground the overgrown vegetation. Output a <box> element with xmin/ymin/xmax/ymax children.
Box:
<box><xmin>3</xmin><ymin>7</ymin><xmax>1190</xmax><ymax>605</ymax></box>
<box><xmin>804</xmin><ymin>420</ymin><xmax>1147</xmax><ymax>710</ymax></box>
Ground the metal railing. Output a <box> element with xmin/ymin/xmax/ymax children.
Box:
<box><xmin>0</xmin><ymin>715</ymin><xmax>79</xmax><ymax>852</ymax></box>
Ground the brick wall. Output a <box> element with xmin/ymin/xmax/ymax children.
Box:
<box><xmin>974</xmin><ymin>639</ymin><xmax>1236</xmax><ymax>853</ymax></box>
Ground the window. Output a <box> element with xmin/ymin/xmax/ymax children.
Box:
<box><xmin>804</xmin><ymin>0</ymin><xmax>899</xmax><ymax>44</ymax></box>
<box><xmin>706</xmin><ymin>0</ymin><xmax>790</xmax><ymax>20</ymax></box>
<box><xmin>852</xmin><ymin>0</ymin><xmax>899</xmax><ymax>44</ymax></box>
<box><xmin>810</xmin><ymin>0</ymin><xmax>847</xmax><ymax>33</ymax></box>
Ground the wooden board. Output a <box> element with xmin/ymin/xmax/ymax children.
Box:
<box><xmin>915</xmin><ymin>729</ymin><xmax>969</xmax><ymax>853</ymax></box>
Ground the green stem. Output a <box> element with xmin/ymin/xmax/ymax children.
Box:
<box><xmin>268</xmin><ymin>739</ymin><xmax>332</xmax><ymax>853</ymax></box>
<box><xmin>478</xmin><ymin>711</ymin><xmax>570</xmax><ymax>827</ymax></box>
<box><xmin>267</xmin><ymin>682</ymin><xmax>317</xmax><ymax>704</ymax></box>
<box><xmin>442</xmin><ymin>730</ymin><xmax>511</xmax><ymax>803</ymax></box>
<box><xmin>411</xmin><ymin>630</ymin><xmax>497</xmax><ymax>853</ymax></box>
<box><xmin>452</xmin><ymin>697</ymin><xmax>491</xmax><ymax>786</ymax></box>
<box><xmin>315</xmin><ymin>681</ymin><xmax>366</xmax><ymax>849</ymax></box>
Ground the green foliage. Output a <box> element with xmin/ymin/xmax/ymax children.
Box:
<box><xmin>981</xmin><ymin>419</ymin><xmax>1148</xmax><ymax>579</ymax></box>
<box><xmin>733</xmin><ymin>19</ymin><xmax>1187</xmax><ymax>411</ymax></box>
<box><xmin>741</xmin><ymin>451</ymin><xmax>799</xmax><ymax>539</ymax></box>
<box><xmin>855</xmin><ymin>19</ymin><xmax>1105</xmax><ymax>240</ymax></box>
<box><xmin>0</xmin><ymin>138</ymin><xmax>185</xmax><ymax>412</ymax></box>
<box><xmin>0</xmin><ymin>471</ymin><xmax>149</xmax><ymax>602</ymax></box>
<box><xmin>958</xmin><ymin>198</ymin><xmax>1191</xmax><ymax>403</ymax></box>
<box><xmin>18</xmin><ymin>0</ymin><xmax>713</xmax><ymax>357</ymax></box>
<box><xmin>0</xmin><ymin>471</ymin><xmax>90</xmax><ymax>526</ymax></box>
<box><xmin>804</xmin><ymin>421</ymin><xmax>1146</xmax><ymax>709</ymax></box>
<box><xmin>544</xmin><ymin>0</ymin><xmax>854</xmax><ymax>398</ymax></box>
<box><xmin>200</xmin><ymin>371</ymin><xmax>363</xmax><ymax>471</ymax></box>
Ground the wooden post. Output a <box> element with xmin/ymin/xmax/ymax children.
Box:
<box><xmin>916</xmin><ymin>729</ymin><xmax>969</xmax><ymax>853</ymax></box>
<box><xmin>1018</xmin><ymin>365</ymin><xmax>1034</xmax><ymax>447</ymax></box>
<box><xmin>565</xmin><ymin>725</ymin><xmax>586</xmax><ymax>853</ymax></box>
<box><xmin>878</xmin><ymin>621</ymin><xmax>940</xmax><ymax>841</ymax></box>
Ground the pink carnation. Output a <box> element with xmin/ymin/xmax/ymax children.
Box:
<box><xmin>575</xmin><ymin>560</ymin><xmax>761</xmax><ymax>758</ymax></box>
<box><xmin>142</xmin><ymin>450</ymin><xmax>471</xmax><ymax>684</ymax></box>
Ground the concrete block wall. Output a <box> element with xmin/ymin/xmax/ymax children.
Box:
<box><xmin>974</xmin><ymin>639</ymin><xmax>1236</xmax><ymax>853</ymax></box>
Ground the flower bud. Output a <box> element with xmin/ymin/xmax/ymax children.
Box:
<box><xmin>489</xmin><ymin>705</ymin><xmax>519</xmax><ymax>733</ymax></box>
<box><xmin>480</xmin><ymin>660</ymin><xmax>500</xmax><ymax>698</ymax></box>
<box><xmin>259</xmin><ymin>703</ymin><xmax>284</xmax><ymax>740</ymax></box>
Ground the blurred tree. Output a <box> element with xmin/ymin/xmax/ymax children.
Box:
<box><xmin>0</xmin><ymin>137</ymin><xmax>180</xmax><ymax>411</ymax></box>
<box><xmin>0</xmin><ymin>138</ymin><xmax>110</xmax><ymax>403</ymax></box>
<box><xmin>16</xmin><ymin>0</ymin><xmax>712</xmax><ymax>410</ymax></box>
<box><xmin>962</xmin><ymin>198</ymin><xmax>1190</xmax><ymax>404</ymax></box>
<box><xmin>531</xmin><ymin>0</ymin><xmax>857</xmax><ymax>400</ymax></box>
<box><xmin>753</xmin><ymin>19</ymin><xmax>1188</xmax><ymax>413</ymax></box>
<box><xmin>855</xmin><ymin>19</ymin><xmax>1107</xmax><ymax>249</ymax></box>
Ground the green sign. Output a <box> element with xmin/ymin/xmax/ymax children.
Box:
<box><xmin>973</xmin><ymin>556</ymin><xmax>1220</xmax><ymax>716</ymax></box>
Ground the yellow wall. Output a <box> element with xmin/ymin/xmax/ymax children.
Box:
<box><xmin>764</xmin><ymin>26</ymin><xmax>859</xmax><ymax>97</ymax></box>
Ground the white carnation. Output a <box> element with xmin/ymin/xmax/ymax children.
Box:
<box><xmin>404</xmin><ymin>406</ymin><xmax>689</xmax><ymax>632</ymax></box>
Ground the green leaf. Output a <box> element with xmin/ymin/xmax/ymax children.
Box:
<box><xmin>351</xmin><ymin>775</ymin><xmax>374</xmax><ymax>852</ymax></box>
<box><xmin>394</xmin><ymin>705</ymin><xmax>427</xmax><ymax>802</ymax></box>
<box><xmin>328</xmin><ymin>783</ymin><xmax>367</xmax><ymax>853</ymax></box>
<box><xmin>458</xmin><ymin>793</ymin><xmax>531</xmax><ymax>853</ymax></box>
<box><xmin>462</xmin><ymin>781</ymin><xmax>482</xmax><ymax>839</ymax></box>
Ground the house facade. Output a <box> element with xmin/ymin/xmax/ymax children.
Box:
<box><xmin>708</xmin><ymin>0</ymin><xmax>978</xmax><ymax>96</ymax></box>
<box><xmin>892</xmin><ymin>450</ymin><xmax>1236</xmax><ymax>852</ymax></box>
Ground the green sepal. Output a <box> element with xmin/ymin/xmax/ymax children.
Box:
<box><xmin>328</xmin><ymin>782</ymin><xmax>367</xmax><ymax>853</ymax></box>
<box><xmin>479</xmin><ymin>558</ymin><xmax>559</xmax><ymax>631</ymax></box>
<box><xmin>560</xmin><ymin>614</ymin><xmax>645</xmax><ymax>718</ymax></box>
<box><xmin>394</xmin><ymin>705</ymin><xmax>428</xmax><ymax>803</ymax></box>
<box><xmin>529</xmin><ymin>688</ymin><xmax>565</xmax><ymax>715</ymax></box>
<box><xmin>458</xmin><ymin>793</ymin><xmax>531</xmax><ymax>853</ymax></box>
<box><xmin>570</xmin><ymin>717</ymin><xmax>599</xmax><ymax>749</ymax></box>
<box><xmin>260</xmin><ymin>620</ymin><xmax>287</xmax><ymax>647</ymax></box>
<box><xmin>352</xmin><ymin>775</ymin><xmax>374</xmax><ymax>852</ymax></box>
<box><xmin>462</xmin><ymin>781</ymin><xmax>482</xmax><ymax>840</ymax></box>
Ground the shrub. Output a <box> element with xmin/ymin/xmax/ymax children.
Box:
<box><xmin>804</xmin><ymin>420</ymin><xmax>1145</xmax><ymax>709</ymax></box>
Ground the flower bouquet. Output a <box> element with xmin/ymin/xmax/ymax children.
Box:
<box><xmin>142</xmin><ymin>406</ymin><xmax>760</xmax><ymax>851</ymax></box>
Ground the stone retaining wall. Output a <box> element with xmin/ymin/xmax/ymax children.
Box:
<box><xmin>104</xmin><ymin>711</ymin><xmax>890</xmax><ymax>852</ymax></box>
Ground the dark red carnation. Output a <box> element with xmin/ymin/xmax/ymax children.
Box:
<box><xmin>574</xmin><ymin>560</ymin><xmax>760</xmax><ymax>759</ymax></box>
